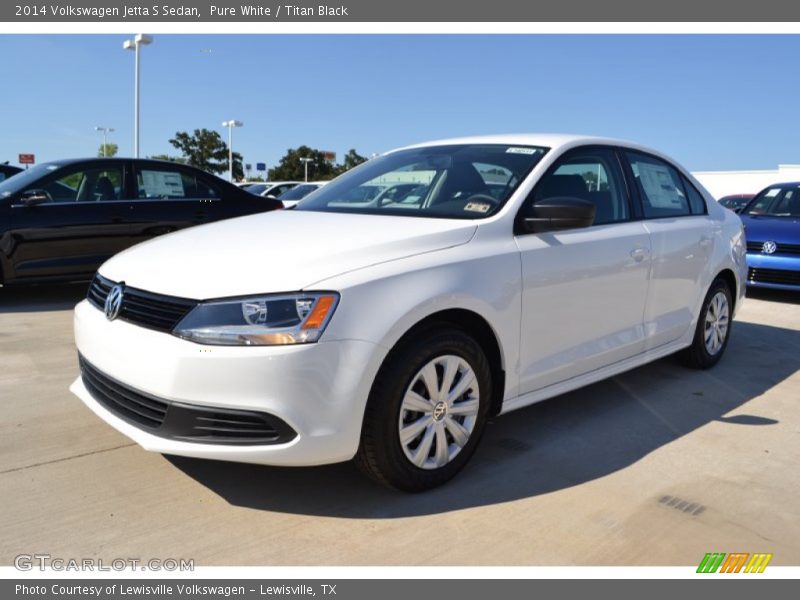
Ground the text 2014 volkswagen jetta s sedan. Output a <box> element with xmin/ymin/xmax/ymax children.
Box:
<box><xmin>71</xmin><ymin>135</ymin><xmax>747</xmax><ymax>491</ymax></box>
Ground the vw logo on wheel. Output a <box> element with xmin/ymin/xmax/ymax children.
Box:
<box><xmin>104</xmin><ymin>284</ymin><xmax>124</xmax><ymax>321</ymax></box>
<box><xmin>762</xmin><ymin>240</ymin><xmax>777</xmax><ymax>255</ymax></box>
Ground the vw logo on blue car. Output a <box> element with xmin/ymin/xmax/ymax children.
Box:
<box><xmin>104</xmin><ymin>284</ymin><xmax>124</xmax><ymax>321</ymax></box>
<box><xmin>762</xmin><ymin>241</ymin><xmax>777</xmax><ymax>255</ymax></box>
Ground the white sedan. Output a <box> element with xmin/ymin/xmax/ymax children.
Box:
<box><xmin>71</xmin><ymin>134</ymin><xmax>746</xmax><ymax>491</ymax></box>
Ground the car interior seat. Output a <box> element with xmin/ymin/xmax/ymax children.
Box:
<box><xmin>93</xmin><ymin>176</ymin><xmax>117</xmax><ymax>201</ymax></box>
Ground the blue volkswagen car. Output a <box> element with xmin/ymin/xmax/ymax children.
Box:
<box><xmin>740</xmin><ymin>182</ymin><xmax>800</xmax><ymax>290</ymax></box>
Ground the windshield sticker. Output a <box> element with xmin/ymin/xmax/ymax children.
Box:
<box><xmin>464</xmin><ymin>201</ymin><xmax>492</xmax><ymax>213</ymax></box>
<box><xmin>506</xmin><ymin>147</ymin><xmax>538</xmax><ymax>155</ymax></box>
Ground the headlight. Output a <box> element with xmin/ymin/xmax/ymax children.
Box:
<box><xmin>173</xmin><ymin>292</ymin><xmax>339</xmax><ymax>346</ymax></box>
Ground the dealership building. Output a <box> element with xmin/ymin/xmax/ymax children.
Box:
<box><xmin>692</xmin><ymin>164</ymin><xmax>800</xmax><ymax>199</ymax></box>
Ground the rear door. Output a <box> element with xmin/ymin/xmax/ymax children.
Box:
<box><xmin>6</xmin><ymin>161</ymin><xmax>133</xmax><ymax>281</ymax></box>
<box><xmin>128</xmin><ymin>163</ymin><xmax>223</xmax><ymax>245</ymax></box>
<box><xmin>622</xmin><ymin>150</ymin><xmax>714</xmax><ymax>349</ymax></box>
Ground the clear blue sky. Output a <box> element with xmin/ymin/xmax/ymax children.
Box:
<box><xmin>0</xmin><ymin>34</ymin><xmax>797</xmax><ymax>172</ymax></box>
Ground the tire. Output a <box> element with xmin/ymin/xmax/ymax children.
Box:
<box><xmin>355</xmin><ymin>326</ymin><xmax>492</xmax><ymax>492</ymax></box>
<box><xmin>679</xmin><ymin>278</ymin><xmax>733</xmax><ymax>369</ymax></box>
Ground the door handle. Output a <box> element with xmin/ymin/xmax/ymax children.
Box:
<box><xmin>630</xmin><ymin>247</ymin><xmax>648</xmax><ymax>262</ymax></box>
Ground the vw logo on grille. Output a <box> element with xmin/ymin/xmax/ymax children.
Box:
<box><xmin>762</xmin><ymin>241</ymin><xmax>777</xmax><ymax>255</ymax></box>
<box><xmin>104</xmin><ymin>284</ymin><xmax>124</xmax><ymax>321</ymax></box>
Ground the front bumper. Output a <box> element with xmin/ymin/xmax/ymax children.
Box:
<box><xmin>71</xmin><ymin>299</ymin><xmax>383</xmax><ymax>466</ymax></box>
<box><xmin>745</xmin><ymin>253</ymin><xmax>800</xmax><ymax>290</ymax></box>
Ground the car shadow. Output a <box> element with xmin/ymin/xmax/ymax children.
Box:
<box><xmin>167</xmin><ymin>319</ymin><xmax>796</xmax><ymax>518</ymax></box>
<box><xmin>0</xmin><ymin>282</ymin><xmax>89</xmax><ymax>313</ymax></box>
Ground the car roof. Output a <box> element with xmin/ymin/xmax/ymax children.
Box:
<box><xmin>36</xmin><ymin>157</ymin><xmax>195</xmax><ymax>169</ymax></box>
<box><xmin>395</xmin><ymin>133</ymin><xmax>672</xmax><ymax>158</ymax></box>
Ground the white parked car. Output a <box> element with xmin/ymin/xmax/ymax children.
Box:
<box><xmin>71</xmin><ymin>134</ymin><xmax>747</xmax><ymax>491</ymax></box>
<box><xmin>244</xmin><ymin>181</ymin><xmax>301</xmax><ymax>198</ymax></box>
<box><xmin>276</xmin><ymin>181</ymin><xmax>328</xmax><ymax>207</ymax></box>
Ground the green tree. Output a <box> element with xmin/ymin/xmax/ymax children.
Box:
<box><xmin>332</xmin><ymin>149</ymin><xmax>367</xmax><ymax>176</ymax></box>
<box><xmin>169</xmin><ymin>128</ymin><xmax>244</xmax><ymax>180</ymax></box>
<box><xmin>269</xmin><ymin>146</ymin><xmax>368</xmax><ymax>181</ymax></box>
<box><xmin>268</xmin><ymin>146</ymin><xmax>336</xmax><ymax>182</ymax></box>
<box><xmin>97</xmin><ymin>143</ymin><xmax>118</xmax><ymax>158</ymax></box>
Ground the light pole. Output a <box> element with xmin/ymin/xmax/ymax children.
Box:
<box><xmin>300</xmin><ymin>157</ymin><xmax>313</xmax><ymax>182</ymax></box>
<box><xmin>94</xmin><ymin>126</ymin><xmax>115</xmax><ymax>156</ymax></box>
<box><xmin>123</xmin><ymin>34</ymin><xmax>153</xmax><ymax>158</ymax></box>
<box><xmin>221</xmin><ymin>120</ymin><xmax>243</xmax><ymax>182</ymax></box>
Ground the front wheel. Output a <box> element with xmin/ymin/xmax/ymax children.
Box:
<box><xmin>355</xmin><ymin>327</ymin><xmax>491</xmax><ymax>492</ymax></box>
<box><xmin>679</xmin><ymin>278</ymin><xmax>733</xmax><ymax>369</ymax></box>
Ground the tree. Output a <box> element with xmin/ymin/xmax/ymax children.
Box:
<box><xmin>332</xmin><ymin>149</ymin><xmax>367</xmax><ymax>176</ymax></box>
<box><xmin>268</xmin><ymin>146</ymin><xmax>336</xmax><ymax>182</ymax></box>
<box><xmin>169</xmin><ymin>128</ymin><xmax>244</xmax><ymax>180</ymax></box>
<box><xmin>269</xmin><ymin>146</ymin><xmax>367</xmax><ymax>181</ymax></box>
<box><xmin>97</xmin><ymin>143</ymin><xmax>118</xmax><ymax>158</ymax></box>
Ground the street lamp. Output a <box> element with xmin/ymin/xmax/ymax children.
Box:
<box><xmin>94</xmin><ymin>126</ymin><xmax>115</xmax><ymax>156</ymax></box>
<box><xmin>299</xmin><ymin>157</ymin><xmax>313</xmax><ymax>182</ymax></box>
<box><xmin>123</xmin><ymin>34</ymin><xmax>153</xmax><ymax>158</ymax></box>
<box><xmin>221</xmin><ymin>120</ymin><xmax>243</xmax><ymax>182</ymax></box>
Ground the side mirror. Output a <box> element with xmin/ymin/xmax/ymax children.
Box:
<box><xmin>522</xmin><ymin>197</ymin><xmax>596</xmax><ymax>233</ymax></box>
<box><xmin>20</xmin><ymin>189</ymin><xmax>51</xmax><ymax>206</ymax></box>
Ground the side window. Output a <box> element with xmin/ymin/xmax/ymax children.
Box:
<box><xmin>682</xmin><ymin>176</ymin><xmax>708</xmax><ymax>215</ymax></box>
<box><xmin>43</xmin><ymin>166</ymin><xmax>123</xmax><ymax>203</ymax></box>
<box><xmin>626</xmin><ymin>152</ymin><xmax>690</xmax><ymax>218</ymax></box>
<box><xmin>532</xmin><ymin>148</ymin><xmax>629</xmax><ymax>225</ymax></box>
<box><xmin>136</xmin><ymin>168</ymin><xmax>219</xmax><ymax>200</ymax></box>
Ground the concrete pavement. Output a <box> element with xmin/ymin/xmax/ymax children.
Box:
<box><xmin>1</xmin><ymin>284</ymin><xmax>798</xmax><ymax>566</ymax></box>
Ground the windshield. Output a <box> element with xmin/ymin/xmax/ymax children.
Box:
<box><xmin>745</xmin><ymin>185</ymin><xmax>800</xmax><ymax>217</ymax></box>
<box><xmin>0</xmin><ymin>163</ymin><xmax>60</xmax><ymax>197</ymax></box>
<box><xmin>296</xmin><ymin>144</ymin><xmax>548</xmax><ymax>219</ymax></box>
<box><xmin>279</xmin><ymin>183</ymin><xmax>321</xmax><ymax>201</ymax></box>
<box><xmin>244</xmin><ymin>183</ymin><xmax>268</xmax><ymax>195</ymax></box>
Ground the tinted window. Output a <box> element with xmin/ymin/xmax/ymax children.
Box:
<box><xmin>137</xmin><ymin>168</ymin><xmax>219</xmax><ymax>200</ymax></box>
<box><xmin>36</xmin><ymin>165</ymin><xmax>124</xmax><ymax>203</ymax></box>
<box><xmin>245</xmin><ymin>183</ymin><xmax>268</xmax><ymax>195</ymax></box>
<box><xmin>532</xmin><ymin>148</ymin><xmax>629</xmax><ymax>225</ymax></box>
<box><xmin>682</xmin><ymin>176</ymin><xmax>707</xmax><ymax>215</ymax></box>
<box><xmin>626</xmin><ymin>152</ymin><xmax>690</xmax><ymax>218</ymax></box>
<box><xmin>279</xmin><ymin>184</ymin><xmax>322</xmax><ymax>201</ymax></box>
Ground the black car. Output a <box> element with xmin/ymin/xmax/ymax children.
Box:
<box><xmin>718</xmin><ymin>193</ymin><xmax>755</xmax><ymax>213</ymax></box>
<box><xmin>0</xmin><ymin>163</ymin><xmax>23</xmax><ymax>183</ymax></box>
<box><xmin>0</xmin><ymin>158</ymin><xmax>282</xmax><ymax>285</ymax></box>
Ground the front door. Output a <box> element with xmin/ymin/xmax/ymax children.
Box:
<box><xmin>515</xmin><ymin>147</ymin><xmax>652</xmax><ymax>394</ymax></box>
<box><xmin>7</xmin><ymin>161</ymin><xmax>132</xmax><ymax>281</ymax></box>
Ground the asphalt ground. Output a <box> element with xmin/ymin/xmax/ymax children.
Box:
<box><xmin>1</xmin><ymin>284</ymin><xmax>798</xmax><ymax>566</ymax></box>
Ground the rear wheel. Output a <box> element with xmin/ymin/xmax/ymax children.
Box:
<box><xmin>679</xmin><ymin>278</ymin><xmax>733</xmax><ymax>369</ymax></box>
<box><xmin>355</xmin><ymin>327</ymin><xmax>491</xmax><ymax>492</ymax></box>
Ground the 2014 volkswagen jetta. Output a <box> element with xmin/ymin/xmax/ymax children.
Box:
<box><xmin>70</xmin><ymin>134</ymin><xmax>747</xmax><ymax>491</ymax></box>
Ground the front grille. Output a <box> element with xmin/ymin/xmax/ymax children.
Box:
<box><xmin>80</xmin><ymin>355</ymin><xmax>168</xmax><ymax>428</ymax></box>
<box><xmin>748</xmin><ymin>267</ymin><xmax>800</xmax><ymax>286</ymax></box>
<box><xmin>79</xmin><ymin>355</ymin><xmax>297</xmax><ymax>445</ymax></box>
<box><xmin>87</xmin><ymin>273</ymin><xmax>197</xmax><ymax>333</ymax></box>
<box><xmin>746</xmin><ymin>241</ymin><xmax>800</xmax><ymax>255</ymax></box>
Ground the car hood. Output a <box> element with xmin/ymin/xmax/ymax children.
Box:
<box><xmin>741</xmin><ymin>214</ymin><xmax>800</xmax><ymax>244</ymax></box>
<box><xmin>99</xmin><ymin>210</ymin><xmax>477</xmax><ymax>299</ymax></box>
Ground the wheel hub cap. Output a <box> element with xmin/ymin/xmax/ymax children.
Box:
<box><xmin>704</xmin><ymin>291</ymin><xmax>730</xmax><ymax>355</ymax></box>
<box><xmin>398</xmin><ymin>354</ymin><xmax>480</xmax><ymax>470</ymax></box>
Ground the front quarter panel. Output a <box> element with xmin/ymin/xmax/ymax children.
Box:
<box><xmin>315</xmin><ymin>226</ymin><xmax>523</xmax><ymax>402</ymax></box>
